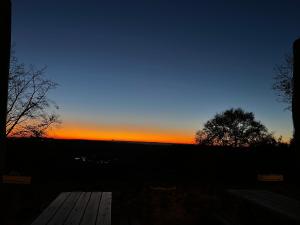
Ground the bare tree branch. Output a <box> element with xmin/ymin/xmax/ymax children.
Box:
<box><xmin>6</xmin><ymin>54</ymin><xmax>61</xmax><ymax>137</ymax></box>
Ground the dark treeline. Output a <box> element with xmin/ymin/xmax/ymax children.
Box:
<box><xmin>5</xmin><ymin>138</ymin><xmax>298</xmax><ymax>185</ymax></box>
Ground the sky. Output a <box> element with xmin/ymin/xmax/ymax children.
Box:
<box><xmin>11</xmin><ymin>0</ymin><xmax>300</xmax><ymax>143</ymax></box>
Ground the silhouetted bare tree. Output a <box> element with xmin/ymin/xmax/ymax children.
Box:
<box><xmin>195</xmin><ymin>108</ymin><xmax>276</xmax><ymax>147</ymax></box>
<box><xmin>273</xmin><ymin>54</ymin><xmax>293</xmax><ymax>110</ymax></box>
<box><xmin>6</xmin><ymin>54</ymin><xmax>60</xmax><ymax>137</ymax></box>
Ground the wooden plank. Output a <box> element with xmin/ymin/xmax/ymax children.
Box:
<box><xmin>80</xmin><ymin>192</ymin><xmax>102</xmax><ymax>225</ymax></box>
<box><xmin>47</xmin><ymin>192</ymin><xmax>81</xmax><ymax>225</ymax></box>
<box><xmin>227</xmin><ymin>190</ymin><xmax>300</xmax><ymax>222</ymax></box>
<box><xmin>64</xmin><ymin>192</ymin><xmax>92</xmax><ymax>225</ymax></box>
<box><xmin>2</xmin><ymin>175</ymin><xmax>32</xmax><ymax>184</ymax></box>
<box><xmin>96</xmin><ymin>192</ymin><xmax>112</xmax><ymax>225</ymax></box>
<box><xmin>247</xmin><ymin>190</ymin><xmax>300</xmax><ymax>220</ymax></box>
<box><xmin>31</xmin><ymin>192</ymin><xmax>71</xmax><ymax>225</ymax></box>
<box><xmin>257</xmin><ymin>174</ymin><xmax>284</xmax><ymax>182</ymax></box>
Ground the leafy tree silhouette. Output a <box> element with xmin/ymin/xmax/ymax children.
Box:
<box><xmin>273</xmin><ymin>54</ymin><xmax>293</xmax><ymax>110</ymax></box>
<box><xmin>195</xmin><ymin>108</ymin><xmax>276</xmax><ymax>147</ymax></box>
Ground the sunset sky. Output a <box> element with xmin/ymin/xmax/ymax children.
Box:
<box><xmin>11</xmin><ymin>0</ymin><xmax>299</xmax><ymax>143</ymax></box>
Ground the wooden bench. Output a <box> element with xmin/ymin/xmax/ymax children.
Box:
<box><xmin>222</xmin><ymin>189</ymin><xmax>300</xmax><ymax>225</ymax></box>
<box><xmin>31</xmin><ymin>192</ymin><xmax>112</xmax><ymax>225</ymax></box>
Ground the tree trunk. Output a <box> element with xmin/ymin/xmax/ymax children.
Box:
<box><xmin>293</xmin><ymin>38</ymin><xmax>300</xmax><ymax>148</ymax></box>
<box><xmin>0</xmin><ymin>0</ymin><xmax>11</xmax><ymax>177</ymax></box>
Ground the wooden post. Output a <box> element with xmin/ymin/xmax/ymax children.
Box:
<box><xmin>293</xmin><ymin>38</ymin><xmax>300</xmax><ymax>148</ymax></box>
<box><xmin>0</xmin><ymin>0</ymin><xmax>11</xmax><ymax>179</ymax></box>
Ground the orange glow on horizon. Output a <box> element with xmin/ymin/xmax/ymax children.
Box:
<box><xmin>48</xmin><ymin>121</ymin><xmax>195</xmax><ymax>144</ymax></box>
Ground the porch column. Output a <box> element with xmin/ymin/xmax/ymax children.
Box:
<box><xmin>0</xmin><ymin>0</ymin><xmax>11</xmax><ymax>178</ymax></box>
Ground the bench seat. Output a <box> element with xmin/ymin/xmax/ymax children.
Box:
<box><xmin>222</xmin><ymin>189</ymin><xmax>300</xmax><ymax>225</ymax></box>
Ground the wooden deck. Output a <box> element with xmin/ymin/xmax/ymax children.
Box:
<box><xmin>31</xmin><ymin>192</ymin><xmax>111</xmax><ymax>225</ymax></box>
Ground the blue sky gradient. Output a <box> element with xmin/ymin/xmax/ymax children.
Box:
<box><xmin>11</xmin><ymin>0</ymin><xmax>300</xmax><ymax>142</ymax></box>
